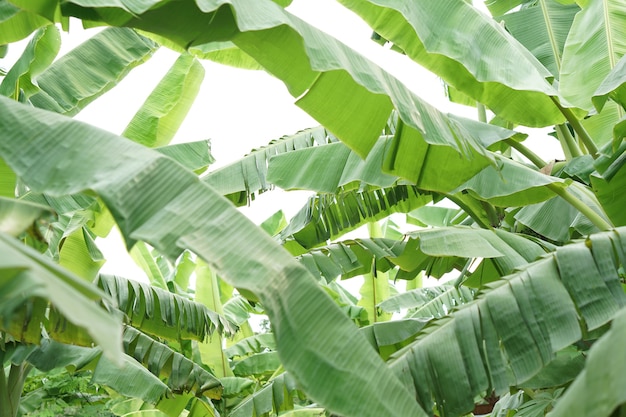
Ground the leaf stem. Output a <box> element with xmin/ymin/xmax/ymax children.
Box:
<box><xmin>444</xmin><ymin>193</ymin><xmax>491</xmax><ymax>229</ymax></box>
<box><xmin>546</xmin><ymin>184</ymin><xmax>612</xmax><ymax>231</ymax></box>
<box><xmin>504</xmin><ymin>139</ymin><xmax>547</xmax><ymax>169</ymax></box>
<box><xmin>555</xmin><ymin>124</ymin><xmax>581</xmax><ymax>159</ymax></box>
<box><xmin>477</xmin><ymin>102</ymin><xmax>488</xmax><ymax>123</ymax></box>
<box><xmin>552</xmin><ymin>98</ymin><xmax>598</xmax><ymax>156</ymax></box>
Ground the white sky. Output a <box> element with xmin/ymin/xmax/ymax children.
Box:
<box><xmin>2</xmin><ymin>0</ymin><xmax>559</xmax><ymax>281</ymax></box>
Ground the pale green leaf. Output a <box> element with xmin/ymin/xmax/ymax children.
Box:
<box><xmin>30</xmin><ymin>27</ymin><xmax>158</xmax><ymax>115</ymax></box>
<box><xmin>389</xmin><ymin>228</ymin><xmax>626</xmax><ymax>416</ymax></box>
<box><xmin>593</xmin><ymin>53</ymin><xmax>626</xmax><ymax>112</ymax></box>
<box><xmin>0</xmin><ymin>196</ymin><xmax>51</xmax><ymax>236</ymax></box>
<box><xmin>560</xmin><ymin>0</ymin><xmax>626</xmax><ymax>111</ymax></box>
<box><xmin>205</xmin><ymin>126</ymin><xmax>338</xmax><ymax>206</ymax></box>
<box><xmin>155</xmin><ymin>140</ymin><xmax>215</xmax><ymax>173</ymax></box>
<box><xmin>0</xmin><ymin>1</ymin><xmax>50</xmax><ymax>44</ymax></box>
<box><xmin>123</xmin><ymin>54</ymin><xmax>204</xmax><ymax>148</ymax></box>
<box><xmin>97</xmin><ymin>274</ymin><xmax>234</xmax><ymax>341</ymax></box>
<box><xmin>0</xmin><ymin>24</ymin><xmax>60</xmax><ymax>98</ymax></box>
<box><xmin>338</xmin><ymin>0</ymin><xmax>568</xmax><ymax>127</ymax></box>
<box><xmin>495</xmin><ymin>0</ymin><xmax>579</xmax><ymax>77</ymax></box>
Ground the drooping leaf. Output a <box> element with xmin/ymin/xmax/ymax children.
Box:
<box><xmin>514</xmin><ymin>181</ymin><xmax>606</xmax><ymax>241</ymax></box>
<box><xmin>122</xmin><ymin>53</ymin><xmax>205</xmax><ymax>148</ymax></box>
<box><xmin>229</xmin><ymin>373</ymin><xmax>300</xmax><ymax>417</ymax></box>
<box><xmin>337</xmin><ymin>0</ymin><xmax>569</xmax><ymax>127</ymax></box>
<box><xmin>0</xmin><ymin>24</ymin><xmax>60</xmax><ymax>98</ymax></box>
<box><xmin>559</xmin><ymin>0</ymin><xmax>626</xmax><ymax>112</ymax></box>
<box><xmin>96</xmin><ymin>274</ymin><xmax>234</xmax><ymax>342</ymax></box>
<box><xmin>189</xmin><ymin>41</ymin><xmax>263</xmax><ymax>70</ymax></box>
<box><xmin>123</xmin><ymin>326</ymin><xmax>223</xmax><ymax>399</ymax></box>
<box><xmin>0</xmin><ymin>1</ymin><xmax>50</xmax><ymax>44</ymax></box>
<box><xmin>389</xmin><ymin>228</ymin><xmax>626</xmax><ymax>417</ymax></box>
<box><xmin>590</xmin><ymin>141</ymin><xmax>626</xmax><ymax>227</ymax></box>
<box><xmin>453</xmin><ymin>155</ymin><xmax>567</xmax><ymax>207</ymax></box>
<box><xmin>0</xmin><ymin>98</ymin><xmax>426</xmax><ymax>417</ymax></box>
<box><xmin>0</xmin><ymin>196</ymin><xmax>52</xmax><ymax>236</ymax></box>
<box><xmin>29</xmin><ymin>27</ymin><xmax>158</xmax><ymax>115</ymax></box>
<box><xmin>549</xmin><ymin>306</ymin><xmax>626</xmax><ymax>417</ymax></box>
<box><xmin>495</xmin><ymin>0</ymin><xmax>579</xmax><ymax>78</ymax></box>
<box><xmin>379</xmin><ymin>285</ymin><xmax>475</xmax><ymax>319</ymax></box>
<box><xmin>57</xmin><ymin>0</ymin><xmax>518</xmax><ymax>171</ymax></box>
<box><xmin>0</xmin><ymin>232</ymin><xmax>122</xmax><ymax>362</ymax></box>
<box><xmin>155</xmin><ymin>140</ymin><xmax>215</xmax><ymax>173</ymax></box>
<box><xmin>204</xmin><ymin>126</ymin><xmax>338</xmax><ymax>206</ymax></box>
<box><xmin>58</xmin><ymin>226</ymin><xmax>105</xmax><ymax>280</ymax></box>
<box><xmin>593</xmin><ymin>53</ymin><xmax>626</xmax><ymax>112</ymax></box>
<box><xmin>225</xmin><ymin>334</ymin><xmax>277</xmax><ymax>358</ymax></box>
<box><xmin>279</xmin><ymin>185</ymin><xmax>431</xmax><ymax>249</ymax></box>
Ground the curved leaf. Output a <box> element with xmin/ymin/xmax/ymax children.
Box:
<box><xmin>0</xmin><ymin>24</ymin><xmax>60</xmax><ymax>98</ymax></box>
<box><xmin>590</xmin><ymin>142</ymin><xmax>626</xmax><ymax>226</ymax></box>
<box><xmin>298</xmin><ymin>227</ymin><xmax>548</xmax><ymax>283</ymax></box>
<box><xmin>0</xmin><ymin>2</ymin><xmax>50</xmax><ymax>44</ymax></box>
<box><xmin>279</xmin><ymin>185</ymin><xmax>431</xmax><ymax>249</ymax></box>
<box><xmin>379</xmin><ymin>285</ymin><xmax>475</xmax><ymax>319</ymax></box>
<box><xmin>0</xmin><ymin>97</ymin><xmax>427</xmax><ymax>417</ymax></box>
<box><xmin>122</xmin><ymin>53</ymin><xmax>205</xmax><ymax>148</ymax></box>
<box><xmin>389</xmin><ymin>228</ymin><xmax>626</xmax><ymax>416</ymax></box>
<box><xmin>123</xmin><ymin>327</ymin><xmax>222</xmax><ymax>399</ymax></box>
<box><xmin>0</xmin><ymin>232</ymin><xmax>122</xmax><ymax>362</ymax></box>
<box><xmin>57</xmin><ymin>0</ymin><xmax>515</xmax><ymax>170</ymax></box>
<box><xmin>560</xmin><ymin>0</ymin><xmax>626</xmax><ymax>111</ymax></box>
<box><xmin>204</xmin><ymin>126</ymin><xmax>338</xmax><ymax>206</ymax></box>
<box><xmin>0</xmin><ymin>196</ymin><xmax>52</xmax><ymax>236</ymax></box>
<box><xmin>514</xmin><ymin>181</ymin><xmax>605</xmax><ymax>241</ymax></box>
<box><xmin>495</xmin><ymin>0</ymin><xmax>579</xmax><ymax>78</ymax></box>
<box><xmin>229</xmin><ymin>373</ymin><xmax>300</xmax><ymax>417</ymax></box>
<box><xmin>593</xmin><ymin>53</ymin><xmax>626</xmax><ymax>112</ymax></box>
<box><xmin>549</xmin><ymin>306</ymin><xmax>626</xmax><ymax>417</ymax></box>
<box><xmin>338</xmin><ymin>0</ymin><xmax>569</xmax><ymax>127</ymax></box>
<box><xmin>96</xmin><ymin>274</ymin><xmax>235</xmax><ymax>341</ymax></box>
<box><xmin>29</xmin><ymin>27</ymin><xmax>158</xmax><ymax>115</ymax></box>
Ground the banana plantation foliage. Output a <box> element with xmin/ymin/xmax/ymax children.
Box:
<box><xmin>2</xmin><ymin>0</ymin><xmax>626</xmax><ymax>416</ymax></box>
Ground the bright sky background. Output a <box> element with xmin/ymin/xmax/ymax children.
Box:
<box><xmin>3</xmin><ymin>0</ymin><xmax>560</xmax><ymax>281</ymax></box>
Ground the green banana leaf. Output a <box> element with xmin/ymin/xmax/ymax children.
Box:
<box><xmin>122</xmin><ymin>53</ymin><xmax>204</xmax><ymax>148</ymax></box>
<box><xmin>228</xmin><ymin>373</ymin><xmax>300</xmax><ymax>417</ymax></box>
<box><xmin>514</xmin><ymin>181</ymin><xmax>605</xmax><ymax>241</ymax></box>
<box><xmin>0</xmin><ymin>97</ymin><xmax>427</xmax><ymax>417</ymax></box>
<box><xmin>0</xmin><ymin>231</ymin><xmax>122</xmax><ymax>362</ymax></box>
<box><xmin>204</xmin><ymin>126</ymin><xmax>338</xmax><ymax>206</ymax></box>
<box><xmin>0</xmin><ymin>196</ymin><xmax>52</xmax><ymax>236</ymax></box>
<box><xmin>0</xmin><ymin>1</ymin><xmax>50</xmax><ymax>44</ymax></box>
<box><xmin>0</xmin><ymin>24</ymin><xmax>60</xmax><ymax>98</ymax></box>
<box><xmin>559</xmin><ymin>0</ymin><xmax>626</xmax><ymax>112</ymax></box>
<box><xmin>389</xmin><ymin>227</ymin><xmax>626</xmax><ymax>417</ymax></box>
<box><xmin>590</xmin><ymin>141</ymin><xmax>626</xmax><ymax>226</ymax></box>
<box><xmin>378</xmin><ymin>285</ymin><xmax>475</xmax><ymax>319</ymax></box>
<box><xmin>29</xmin><ymin>27</ymin><xmax>158</xmax><ymax>115</ymax></box>
<box><xmin>47</xmin><ymin>0</ymin><xmax>516</xmax><ymax>169</ymax></box>
<box><xmin>593</xmin><ymin>53</ymin><xmax>626</xmax><ymax>112</ymax></box>
<box><xmin>494</xmin><ymin>0</ymin><xmax>579</xmax><ymax>78</ymax></box>
<box><xmin>96</xmin><ymin>274</ymin><xmax>235</xmax><ymax>341</ymax></box>
<box><xmin>549</xmin><ymin>306</ymin><xmax>626</xmax><ymax>417</ymax></box>
<box><xmin>337</xmin><ymin>0</ymin><xmax>569</xmax><ymax>127</ymax></box>
<box><xmin>279</xmin><ymin>185</ymin><xmax>431</xmax><ymax>249</ymax></box>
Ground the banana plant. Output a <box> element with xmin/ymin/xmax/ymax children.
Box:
<box><xmin>2</xmin><ymin>1</ymin><xmax>626</xmax><ymax>416</ymax></box>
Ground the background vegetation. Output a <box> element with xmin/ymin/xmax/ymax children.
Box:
<box><xmin>1</xmin><ymin>1</ymin><xmax>626</xmax><ymax>416</ymax></box>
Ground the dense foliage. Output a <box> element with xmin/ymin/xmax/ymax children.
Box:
<box><xmin>1</xmin><ymin>1</ymin><xmax>626</xmax><ymax>416</ymax></box>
